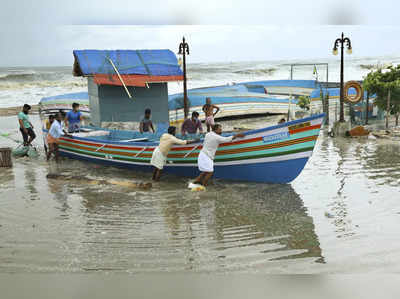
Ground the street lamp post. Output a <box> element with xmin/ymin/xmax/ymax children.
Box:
<box><xmin>333</xmin><ymin>32</ymin><xmax>352</xmax><ymax>122</ymax></box>
<box><xmin>178</xmin><ymin>36</ymin><xmax>190</xmax><ymax>119</ymax></box>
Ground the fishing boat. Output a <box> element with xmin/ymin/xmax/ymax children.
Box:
<box><xmin>168</xmin><ymin>79</ymin><xmax>317</xmax><ymax>124</ymax></box>
<box><xmin>38</xmin><ymin>79</ymin><xmax>316</xmax><ymax>129</ymax></box>
<box><xmin>39</xmin><ymin>80</ymin><xmax>378</xmax><ymax>125</ymax></box>
<box><xmin>41</xmin><ymin>49</ymin><xmax>324</xmax><ymax>183</ymax></box>
<box><xmin>55</xmin><ymin>114</ymin><xmax>323</xmax><ymax>183</ymax></box>
<box><xmin>39</xmin><ymin>79</ymin><xmax>316</xmax><ymax>124</ymax></box>
<box><xmin>39</xmin><ymin>92</ymin><xmax>90</xmax><ymax>119</ymax></box>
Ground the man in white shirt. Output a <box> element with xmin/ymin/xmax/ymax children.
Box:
<box><xmin>46</xmin><ymin>112</ymin><xmax>72</xmax><ymax>162</ymax></box>
<box><xmin>193</xmin><ymin>123</ymin><xmax>244</xmax><ymax>186</ymax></box>
<box><xmin>151</xmin><ymin>126</ymin><xmax>198</xmax><ymax>181</ymax></box>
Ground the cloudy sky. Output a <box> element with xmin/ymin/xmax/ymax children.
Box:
<box><xmin>1</xmin><ymin>0</ymin><xmax>399</xmax><ymax>66</ymax></box>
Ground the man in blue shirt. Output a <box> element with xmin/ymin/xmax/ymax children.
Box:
<box><xmin>65</xmin><ymin>103</ymin><xmax>82</xmax><ymax>133</ymax></box>
<box><xmin>18</xmin><ymin>104</ymin><xmax>36</xmax><ymax>146</ymax></box>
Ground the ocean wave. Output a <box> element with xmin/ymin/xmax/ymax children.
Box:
<box><xmin>0</xmin><ymin>72</ymin><xmax>70</xmax><ymax>83</ymax></box>
<box><xmin>233</xmin><ymin>68</ymin><xmax>276</xmax><ymax>75</ymax></box>
<box><xmin>0</xmin><ymin>70</ymin><xmax>37</xmax><ymax>79</ymax></box>
<box><xmin>0</xmin><ymin>80</ymin><xmax>87</xmax><ymax>90</ymax></box>
<box><xmin>188</xmin><ymin>66</ymin><xmax>239</xmax><ymax>73</ymax></box>
<box><xmin>359</xmin><ymin>64</ymin><xmax>377</xmax><ymax>70</ymax></box>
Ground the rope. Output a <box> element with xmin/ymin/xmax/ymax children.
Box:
<box><xmin>136</xmin><ymin>50</ymin><xmax>151</xmax><ymax>76</ymax></box>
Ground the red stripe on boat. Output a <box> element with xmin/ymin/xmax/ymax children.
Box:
<box><xmin>289</xmin><ymin>124</ymin><xmax>321</xmax><ymax>135</ymax></box>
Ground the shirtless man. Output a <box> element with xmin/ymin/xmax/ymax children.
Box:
<box><xmin>202</xmin><ymin>97</ymin><xmax>220</xmax><ymax>132</ymax></box>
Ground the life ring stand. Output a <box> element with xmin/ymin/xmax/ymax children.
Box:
<box><xmin>344</xmin><ymin>81</ymin><xmax>363</xmax><ymax>104</ymax></box>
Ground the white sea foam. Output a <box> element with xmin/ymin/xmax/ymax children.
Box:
<box><xmin>0</xmin><ymin>56</ymin><xmax>398</xmax><ymax>108</ymax></box>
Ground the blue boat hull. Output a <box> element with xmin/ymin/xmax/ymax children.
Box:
<box><xmin>61</xmin><ymin>151</ymin><xmax>309</xmax><ymax>183</ymax></box>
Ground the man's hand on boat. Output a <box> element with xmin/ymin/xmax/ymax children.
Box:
<box><xmin>187</xmin><ymin>139</ymin><xmax>200</xmax><ymax>144</ymax></box>
<box><xmin>233</xmin><ymin>133</ymin><xmax>245</xmax><ymax>140</ymax></box>
<box><xmin>62</xmin><ymin>130</ymin><xmax>74</xmax><ymax>138</ymax></box>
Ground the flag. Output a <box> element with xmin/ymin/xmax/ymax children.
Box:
<box><xmin>313</xmin><ymin>65</ymin><xmax>317</xmax><ymax>75</ymax></box>
<box><xmin>313</xmin><ymin>65</ymin><xmax>318</xmax><ymax>81</ymax></box>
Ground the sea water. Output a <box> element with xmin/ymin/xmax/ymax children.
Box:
<box><xmin>1</xmin><ymin>55</ymin><xmax>399</xmax><ymax>108</ymax></box>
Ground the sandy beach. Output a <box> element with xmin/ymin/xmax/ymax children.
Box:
<box><xmin>0</xmin><ymin>105</ymin><xmax>39</xmax><ymax>117</ymax></box>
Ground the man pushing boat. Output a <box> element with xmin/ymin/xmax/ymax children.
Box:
<box><xmin>150</xmin><ymin>126</ymin><xmax>198</xmax><ymax>181</ymax></box>
<box><xmin>192</xmin><ymin>124</ymin><xmax>244</xmax><ymax>187</ymax></box>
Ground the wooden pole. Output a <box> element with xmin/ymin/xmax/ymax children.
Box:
<box><xmin>106</xmin><ymin>57</ymin><xmax>133</xmax><ymax>99</ymax></box>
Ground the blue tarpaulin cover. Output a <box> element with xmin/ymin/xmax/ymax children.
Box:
<box><xmin>73</xmin><ymin>49</ymin><xmax>183</xmax><ymax>76</ymax></box>
<box><xmin>40</xmin><ymin>92</ymin><xmax>89</xmax><ymax>104</ymax></box>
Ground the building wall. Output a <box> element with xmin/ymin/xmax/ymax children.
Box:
<box><xmin>88</xmin><ymin>78</ymin><xmax>170</xmax><ymax>127</ymax></box>
<box><xmin>88</xmin><ymin>78</ymin><xmax>100</xmax><ymax>125</ymax></box>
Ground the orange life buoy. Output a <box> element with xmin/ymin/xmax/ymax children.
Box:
<box><xmin>344</xmin><ymin>81</ymin><xmax>363</xmax><ymax>104</ymax></box>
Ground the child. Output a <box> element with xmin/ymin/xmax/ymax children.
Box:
<box><xmin>140</xmin><ymin>108</ymin><xmax>155</xmax><ymax>133</ymax></box>
<box><xmin>202</xmin><ymin>97</ymin><xmax>220</xmax><ymax>132</ymax></box>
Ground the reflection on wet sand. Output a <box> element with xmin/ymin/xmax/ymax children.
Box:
<box><xmin>24</xmin><ymin>167</ymin><xmax>38</xmax><ymax>201</ymax></box>
<box><xmin>47</xmin><ymin>179</ymin><xmax>71</xmax><ymax>218</ymax></box>
<box><xmin>0</xmin><ymin>167</ymin><xmax>14</xmax><ymax>187</ymax></box>
<box><xmin>213</xmin><ymin>184</ymin><xmax>323</xmax><ymax>263</ymax></box>
<box><xmin>330</xmin><ymin>138</ymin><xmax>354</xmax><ymax>238</ymax></box>
<box><xmin>326</xmin><ymin>137</ymin><xmax>400</xmax><ymax>238</ymax></box>
<box><xmin>19</xmin><ymin>172</ymin><xmax>321</xmax><ymax>273</ymax></box>
<box><xmin>161</xmin><ymin>183</ymin><xmax>324</xmax><ymax>271</ymax></box>
<box><xmin>362</xmin><ymin>142</ymin><xmax>400</xmax><ymax>185</ymax></box>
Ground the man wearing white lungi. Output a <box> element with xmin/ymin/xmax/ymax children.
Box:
<box><xmin>194</xmin><ymin>124</ymin><xmax>244</xmax><ymax>186</ymax></box>
<box><xmin>151</xmin><ymin>126</ymin><xmax>197</xmax><ymax>181</ymax></box>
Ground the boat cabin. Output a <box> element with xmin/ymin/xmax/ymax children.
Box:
<box><xmin>73</xmin><ymin>49</ymin><xmax>183</xmax><ymax>131</ymax></box>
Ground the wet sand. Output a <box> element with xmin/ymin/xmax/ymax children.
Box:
<box><xmin>0</xmin><ymin>105</ymin><xmax>39</xmax><ymax>117</ymax></box>
<box><xmin>1</xmin><ymin>115</ymin><xmax>400</xmax><ymax>274</ymax></box>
